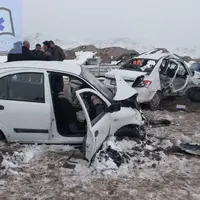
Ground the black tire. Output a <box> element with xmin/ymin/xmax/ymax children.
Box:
<box><xmin>149</xmin><ymin>92</ymin><xmax>162</xmax><ymax>111</ymax></box>
<box><xmin>0</xmin><ymin>131</ymin><xmax>6</xmax><ymax>141</ymax></box>
<box><xmin>188</xmin><ymin>89</ymin><xmax>200</xmax><ymax>102</ymax></box>
<box><xmin>114</xmin><ymin>125</ymin><xmax>141</xmax><ymax>139</ymax></box>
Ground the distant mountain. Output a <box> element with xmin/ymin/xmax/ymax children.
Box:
<box><xmin>24</xmin><ymin>33</ymin><xmax>200</xmax><ymax>58</ymax></box>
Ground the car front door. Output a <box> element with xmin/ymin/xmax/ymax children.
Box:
<box><xmin>0</xmin><ymin>70</ymin><xmax>52</xmax><ymax>142</ymax></box>
<box><xmin>75</xmin><ymin>88</ymin><xmax>111</xmax><ymax>164</ymax></box>
<box><xmin>168</xmin><ymin>60</ymin><xmax>190</xmax><ymax>93</ymax></box>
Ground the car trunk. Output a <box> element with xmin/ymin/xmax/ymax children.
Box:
<box><xmin>105</xmin><ymin>69</ymin><xmax>147</xmax><ymax>85</ymax></box>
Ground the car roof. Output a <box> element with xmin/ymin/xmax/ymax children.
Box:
<box><xmin>0</xmin><ymin>61</ymin><xmax>82</xmax><ymax>75</ymax></box>
<box><xmin>136</xmin><ymin>52</ymin><xmax>170</xmax><ymax>60</ymax></box>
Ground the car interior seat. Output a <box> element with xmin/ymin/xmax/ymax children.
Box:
<box><xmin>50</xmin><ymin>74</ymin><xmax>85</xmax><ymax>135</ymax></box>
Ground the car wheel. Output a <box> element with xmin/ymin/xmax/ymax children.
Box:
<box><xmin>114</xmin><ymin>125</ymin><xmax>141</xmax><ymax>139</ymax></box>
<box><xmin>0</xmin><ymin>131</ymin><xmax>6</xmax><ymax>141</ymax></box>
<box><xmin>149</xmin><ymin>92</ymin><xmax>162</xmax><ymax>111</ymax></box>
<box><xmin>189</xmin><ymin>89</ymin><xmax>200</xmax><ymax>102</ymax></box>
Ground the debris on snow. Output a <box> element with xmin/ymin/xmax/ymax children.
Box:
<box><xmin>176</xmin><ymin>104</ymin><xmax>186</xmax><ymax>110</ymax></box>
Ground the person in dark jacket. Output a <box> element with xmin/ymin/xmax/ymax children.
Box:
<box><xmin>21</xmin><ymin>40</ymin><xmax>50</xmax><ymax>61</ymax></box>
<box><xmin>32</xmin><ymin>44</ymin><xmax>43</xmax><ymax>55</ymax></box>
<box><xmin>7</xmin><ymin>41</ymin><xmax>23</xmax><ymax>62</ymax></box>
<box><xmin>49</xmin><ymin>40</ymin><xmax>65</xmax><ymax>61</ymax></box>
<box><xmin>7</xmin><ymin>40</ymin><xmax>52</xmax><ymax>62</ymax></box>
<box><xmin>32</xmin><ymin>43</ymin><xmax>52</xmax><ymax>61</ymax></box>
<box><xmin>42</xmin><ymin>41</ymin><xmax>52</xmax><ymax>54</ymax></box>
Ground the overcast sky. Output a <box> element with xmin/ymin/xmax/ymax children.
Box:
<box><xmin>23</xmin><ymin>0</ymin><xmax>200</xmax><ymax>47</ymax></box>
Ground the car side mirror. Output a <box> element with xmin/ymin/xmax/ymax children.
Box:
<box><xmin>191</xmin><ymin>70</ymin><xmax>195</xmax><ymax>76</ymax></box>
<box><xmin>107</xmin><ymin>103</ymin><xmax>121</xmax><ymax>113</ymax></box>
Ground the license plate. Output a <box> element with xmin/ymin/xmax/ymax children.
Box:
<box><xmin>110</xmin><ymin>80</ymin><xmax>116</xmax><ymax>85</ymax></box>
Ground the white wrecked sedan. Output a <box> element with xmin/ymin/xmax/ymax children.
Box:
<box><xmin>0</xmin><ymin>61</ymin><xmax>145</xmax><ymax>162</ymax></box>
<box><xmin>104</xmin><ymin>49</ymin><xmax>200</xmax><ymax>110</ymax></box>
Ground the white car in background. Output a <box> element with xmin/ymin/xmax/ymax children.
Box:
<box><xmin>0</xmin><ymin>61</ymin><xmax>145</xmax><ymax>163</ymax></box>
<box><xmin>104</xmin><ymin>49</ymin><xmax>200</xmax><ymax>110</ymax></box>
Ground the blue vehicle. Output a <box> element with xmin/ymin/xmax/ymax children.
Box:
<box><xmin>190</xmin><ymin>62</ymin><xmax>200</xmax><ymax>72</ymax></box>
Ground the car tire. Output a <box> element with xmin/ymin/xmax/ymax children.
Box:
<box><xmin>114</xmin><ymin>125</ymin><xmax>141</xmax><ymax>139</ymax></box>
<box><xmin>0</xmin><ymin>131</ymin><xmax>6</xmax><ymax>141</ymax></box>
<box><xmin>149</xmin><ymin>92</ymin><xmax>162</xmax><ymax>111</ymax></box>
<box><xmin>188</xmin><ymin>88</ymin><xmax>200</xmax><ymax>102</ymax></box>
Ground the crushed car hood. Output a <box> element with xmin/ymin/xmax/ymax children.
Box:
<box><xmin>113</xmin><ymin>74</ymin><xmax>138</xmax><ymax>101</ymax></box>
<box><xmin>106</xmin><ymin>69</ymin><xmax>147</xmax><ymax>81</ymax></box>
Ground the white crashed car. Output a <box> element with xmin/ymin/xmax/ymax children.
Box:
<box><xmin>104</xmin><ymin>49</ymin><xmax>200</xmax><ymax>110</ymax></box>
<box><xmin>0</xmin><ymin>61</ymin><xmax>145</xmax><ymax>163</ymax></box>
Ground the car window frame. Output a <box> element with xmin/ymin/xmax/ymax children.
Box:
<box><xmin>80</xmin><ymin>92</ymin><xmax>108</xmax><ymax>127</ymax></box>
<box><xmin>75</xmin><ymin>88</ymin><xmax>110</xmax><ymax>129</ymax></box>
<box><xmin>163</xmin><ymin>60</ymin><xmax>179</xmax><ymax>78</ymax></box>
<box><xmin>0</xmin><ymin>72</ymin><xmax>45</xmax><ymax>103</ymax></box>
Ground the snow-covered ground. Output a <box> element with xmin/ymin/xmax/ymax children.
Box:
<box><xmin>1</xmin><ymin>107</ymin><xmax>200</xmax><ymax>199</ymax></box>
<box><xmin>74</xmin><ymin>51</ymin><xmax>95</xmax><ymax>64</ymax></box>
<box><xmin>1</xmin><ymin>47</ymin><xmax>200</xmax><ymax>199</ymax></box>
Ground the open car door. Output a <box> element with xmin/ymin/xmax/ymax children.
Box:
<box><xmin>166</xmin><ymin>59</ymin><xmax>190</xmax><ymax>93</ymax></box>
<box><xmin>75</xmin><ymin>88</ymin><xmax>111</xmax><ymax>164</ymax></box>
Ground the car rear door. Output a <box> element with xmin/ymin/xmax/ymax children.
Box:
<box><xmin>75</xmin><ymin>88</ymin><xmax>111</xmax><ymax>164</ymax></box>
<box><xmin>0</xmin><ymin>70</ymin><xmax>52</xmax><ymax>142</ymax></box>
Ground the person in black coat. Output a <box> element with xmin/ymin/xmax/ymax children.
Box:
<box><xmin>32</xmin><ymin>43</ymin><xmax>52</xmax><ymax>61</ymax></box>
<box><xmin>32</xmin><ymin>44</ymin><xmax>43</xmax><ymax>56</ymax></box>
<box><xmin>7</xmin><ymin>41</ymin><xmax>23</xmax><ymax>62</ymax></box>
<box><xmin>7</xmin><ymin>40</ymin><xmax>52</xmax><ymax>62</ymax></box>
<box><xmin>49</xmin><ymin>40</ymin><xmax>66</xmax><ymax>61</ymax></box>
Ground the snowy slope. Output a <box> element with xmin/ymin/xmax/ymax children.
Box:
<box><xmin>24</xmin><ymin>33</ymin><xmax>200</xmax><ymax>58</ymax></box>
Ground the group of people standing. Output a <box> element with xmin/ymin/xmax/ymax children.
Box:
<box><xmin>7</xmin><ymin>40</ymin><xmax>66</xmax><ymax>62</ymax></box>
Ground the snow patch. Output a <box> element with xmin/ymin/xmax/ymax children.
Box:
<box><xmin>0</xmin><ymin>56</ymin><xmax>6</xmax><ymax>63</ymax></box>
<box><xmin>75</xmin><ymin>51</ymin><xmax>96</xmax><ymax>64</ymax></box>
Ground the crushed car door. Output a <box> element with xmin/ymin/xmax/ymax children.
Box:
<box><xmin>167</xmin><ymin>60</ymin><xmax>190</xmax><ymax>93</ymax></box>
<box><xmin>75</xmin><ymin>88</ymin><xmax>111</xmax><ymax>163</ymax></box>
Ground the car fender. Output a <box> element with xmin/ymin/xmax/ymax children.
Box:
<box><xmin>149</xmin><ymin>90</ymin><xmax>160</xmax><ymax>102</ymax></box>
<box><xmin>109</xmin><ymin>107</ymin><xmax>144</xmax><ymax>136</ymax></box>
<box><xmin>146</xmin><ymin>71</ymin><xmax>161</xmax><ymax>92</ymax></box>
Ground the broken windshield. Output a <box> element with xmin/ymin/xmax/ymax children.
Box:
<box><xmin>120</xmin><ymin>58</ymin><xmax>158</xmax><ymax>74</ymax></box>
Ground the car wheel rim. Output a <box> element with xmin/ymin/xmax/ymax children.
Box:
<box><xmin>194</xmin><ymin>92</ymin><xmax>200</xmax><ymax>100</ymax></box>
<box><xmin>151</xmin><ymin>94</ymin><xmax>160</xmax><ymax>108</ymax></box>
